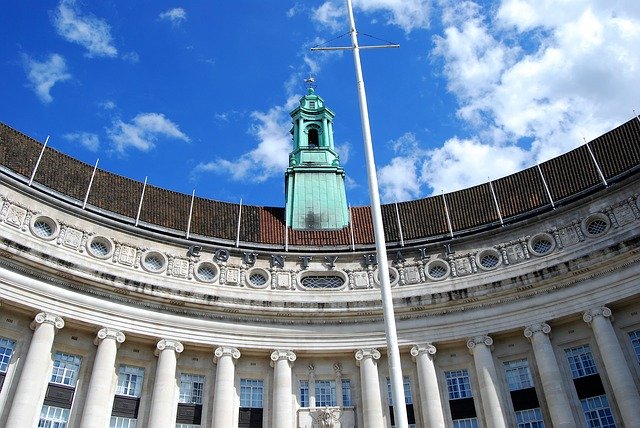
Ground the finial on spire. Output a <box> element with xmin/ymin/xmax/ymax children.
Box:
<box><xmin>305</xmin><ymin>75</ymin><xmax>316</xmax><ymax>93</ymax></box>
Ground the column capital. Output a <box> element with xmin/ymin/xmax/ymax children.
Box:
<box><xmin>467</xmin><ymin>335</ymin><xmax>493</xmax><ymax>352</ymax></box>
<box><xmin>95</xmin><ymin>327</ymin><xmax>126</xmax><ymax>346</ymax></box>
<box><xmin>270</xmin><ymin>349</ymin><xmax>296</xmax><ymax>365</ymax></box>
<box><xmin>214</xmin><ymin>346</ymin><xmax>241</xmax><ymax>363</ymax></box>
<box><xmin>31</xmin><ymin>312</ymin><xmax>64</xmax><ymax>330</ymax></box>
<box><xmin>583</xmin><ymin>306</ymin><xmax>612</xmax><ymax>325</ymax></box>
<box><xmin>355</xmin><ymin>348</ymin><xmax>381</xmax><ymax>365</ymax></box>
<box><xmin>524</xmin><ymin>322</ymin><xmax>551</xmax><ymax>339</ymax></box>
<box><xmin>411</xmin><ymin>343</ymin><xmax>437</xmax><ymax>360</ymax></box>
<box><xmin>155</xmin><ymin>338</ymin><xmax>184</xmax><ymax>356</ymax></box>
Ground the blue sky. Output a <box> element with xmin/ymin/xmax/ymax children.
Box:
<box><xmin>1</xmin><ymin>1</ymin><xmax>639</xmax><ymax>208</ymax></box>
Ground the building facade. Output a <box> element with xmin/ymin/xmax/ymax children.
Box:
<box><xmin>0</xmin><ymin>115</ymin><xmax>638</xmax><ymax>428</ymax></box>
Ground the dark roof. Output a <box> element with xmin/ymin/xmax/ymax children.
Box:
<box><xmin>1</xmin><ymin>118</ymin><xmax>639</xmax><ymax>248</ymax></box>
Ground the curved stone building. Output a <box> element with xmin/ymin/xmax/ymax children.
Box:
<box><xmin>0</xmin><ymin>101</ymin><xmax>639</xmax><ymax>427</ymax></box>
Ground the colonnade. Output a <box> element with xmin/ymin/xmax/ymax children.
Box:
<box><xmin>3</xmin><ymin>305</ymin><xmax>640</xmax><ymax>427</ymax></box>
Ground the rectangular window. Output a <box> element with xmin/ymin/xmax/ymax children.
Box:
<box><xmin>0</xmin><ymin>337</ymin><xmax>15</xmax><ymax>373</ymax></box>
<box><xmin>516</xmin><ymin>408</ymin><xmax>545</xmax><ymax>428</ymax></box>
<box><xmin>179</xmin><ymin>374</ymin><xmax>204</xmax><ymax>405</ymax></box>
<box><xmin>50</xmin><ymin>352</ymin><xmax>82</xmax><ymax>387</ymax></box>
<box><xmin>116</xmin><ymin>365</ymin><xmax>145</xmax><ymax>397</ymax></box>
<box><xmin>446</xmin><ymin>370</ymin><xmax>473</xmax><ymax>400</ymax></box>
<box><xmin>581</xmin><ymin>395</ymin><xmax>616</xmax><ymax>428</ymax></box>
<box><xmin>110</xmin><ymin>416</ymin><xmax>137</xmax><ymax>428</ymax></box>
<box><xmin>504</xmin><ymin>359</ymin><xmax>534</xmax><ymax>391</ymax></box>
<box><xmin>175</xmin><ymin>425</ymin><xmax>199</xmax><ymax>428</ymax></box>
<box><xmin>240</xmin><ymin>379</ymin><xmax>263</xmax><ymax>408</ymax></box>
<box><xmin>300</xmin><ymin>380</ymin><xmax>309</xmax><ymax>407</ymax></box>
<box><xmin>342</xmin><ymin>379</ymin><xmax>352</xmax><ymax>406</ymax></box>
<box><xmin>629</xmin><ymin>330</ymin><xmax>640</xmax><ymax>363</ymax></box>
<box><xmin>387</xmin><ymin>377</ymin><xmax>413</xmax><ymax>405</ymax></box>
<box><xmin>316</xmin><ymin>380</ymin><xmax>337</xmax><ymax>407</ymax></box>
<box><xmin>452</xmin><ymin>418</ymin><xmax>478</xmax><ymax>428</ymax></box>
<box><xmin>565</xmin><ymin>345</ymin><xmax>598</xmax><ymax>378</ymax></box>
<box><xmin>38</xmin><ymin>405</ymin><xmax>69</xmax><ymax>428</ymax></box>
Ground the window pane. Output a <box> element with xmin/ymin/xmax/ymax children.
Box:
<box><xmin>240</xmin><ymin>378</ymin><xmax>263</xmax><ymax>408</ymax></box>
<box><xmin>38</xmin><ymin>405</ymin><xmax>69</xmax><ymax>428</ymax></box>
<box><xmin>446</xmin><ymin>370</ymin><xmax>472</xmax><ymax>399</ymax></box>
<box><xmin>0</xmin><ymin>337</ymin><xmax>16</xmax><ymax>373</ymax></box>
<box><xmin>453</xmin><ymin>418</ymin><xmax>478</xmax><ymax>428</ymax></box>
<box><xmin>116</xmin><ymin>365</ymin><xmax>145</xmax><ymax>397</ymax></box>
<box><xmin>565</xmin><ymin>345</ymin><xmax>598</xmax><ymax>378</ymax></box>
<box><xmin>629</xmin><ymin>330</ymin><xmax>640</xmax><ymax>363</ymax></box>
<box><xmin>342</xmin><ymin>379</ymin><xmax>352</xmax><ymax>406</ymax></box>
<box><xmin>315</xmin><ymin>380</ymin><xmax>337</xmax><ymax>407</ymax></box>
<box><xmin>110</xmin><ymin>416</ymin><xmax>137</xmax><ymax>428</ymax></box>
<box><xmin>50</xmin><ymin>352</ymin><xmax>82</xmax><ymax>386</ymax></box>
<box><xmin>516</xmin><ymin>408</ymin><xmax>545</xmax><ymax>428</ymax></box>
<box><xmin>581</xmin><ymin>395</ymin><xmax>616</xmax><ymax>428</ymax></box>
<box><xmin>387</xmin><ymin>377</ymin><xmax>413</xmax><ymax>405</ymax></box>
<box><xmin>504</xmin><ymin>359</ymin><xmax>533</xmax><ymax>391</ymax></box>
<box><xmin>179</xmin><ymin>373</ymin><xmax>204</xmax><ymax>404</ymax></box>
<box><xmin>300</xmin><ymin>380</ymin><xmax>309</xmax><ymax>407</ymax></box>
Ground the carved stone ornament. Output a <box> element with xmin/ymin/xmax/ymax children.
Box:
<box><xmin>155</xmin><ymin>338</ymin><xmax>184</xmax><ymax>356</ymax></box>
<box><xmin>214</xmin><ymin>346</ymin><xmax>241</xmax><ymax>363</ymax></box>
<box><xmin>95</xmin><ymin>327</ymin><xmax>126</xmax><ymax>346</ymax></box>
<box><xmin>270</xmin><ymin>349</ymin><xmax>297</xmax><ymax>363</ymax></box>
<box><xmin>583</xmin><ymin>306</ymin><xmax>612</xmax><ymax>324</ymax></box>
<box><xmin>524</xmin><ymin>322</ymin><xmax>551</xmax><ymax>339</ymax></box>
<box><xmin>354</xmin><ymin>348</ymin><xmax>381</xmax><ymax>363</ymax></box>
<box><xmin>312</xmin><ymin>407</ymin><xmax>341</xmax><ymax>428</ymax></box>
<box><xmin>466</xmin><ymin>335</ymin><xmax>493</xmax><ymax>351</ymax></box>
<box><xmin>31</xmin><ymin>312</ymin><xmax>65</xmax><ymax>330</ymax></box>
<box><xmin>410</xmin><ymin>343</ymin><xmax>437</xmax><ymax>361</ymax></box>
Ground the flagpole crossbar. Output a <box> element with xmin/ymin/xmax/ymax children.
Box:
<box><xmin>311</xmin><ymin>44</ymin><xmax>399</xmax><ymax>51</ymax></box>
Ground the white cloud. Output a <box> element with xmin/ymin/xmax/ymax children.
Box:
<box><xmin>64</xmin><ymin>132</ymin><xmax>100</xmax><ymax>151</ymax></box>
<box><xmin>100</xmin><ymin>100</ymin><xmax>116</xmax><ymax>110</ymax></box>
<box><xmin>430</xmin><ymin>0</ymin><xmax>640</xmax><ymax>183</ymax></box>
<box><xmin>23</xmin><ymin>53</ymin><xmax>71</xmax><ymax>103</ymax></box>
<box><xmin>159</xmin><ymin>7</ymin><xmax>187</xmax><ymax>26</ymax></box>
<box><xmin>122</xmin><ymin>52</ymin><xmax>140</xmax><ymax>63</ymax></box>
<box><xmin>377</xmin><ymin>133</ymin><xmax>425</xmax><ymax>202</ymax></box>
<box><xmin>194</xmin><ymin>97</ymin><xmax>298</xmax><ymax>182</ymax></box>
<box><xmin>53</xmin><ymin>0</ymin><xmax>117</xmax><ymax>58</ymax></box>
<box><xmin>107</xmin><ymin>113</ymin><xmax>189</xmax><ymax>153</ymax></box>
<box><xmin>312</xmin><ymin>0</ymin><xmax>431</xmax><ymax>33</ymax></box>
<box><xmin>335</xmin><ymin>141</ymin><xmax>351</xmax><ymax>164</ymax></box>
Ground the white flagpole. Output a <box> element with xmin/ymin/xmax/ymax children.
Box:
<box><xmin>345</xmin><ymin>0</ymin><xmax>408</xmax><ymax>425</ymax></box>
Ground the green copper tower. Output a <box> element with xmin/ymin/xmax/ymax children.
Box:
<box><xmin>285</xmin><ymin>86</ymin><xmax>349</xmax><ymax>230</ymax></box>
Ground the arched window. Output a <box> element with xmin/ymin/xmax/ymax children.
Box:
<box><xmin>308</xmin><ymin>128</ymin><xmax>319</xmax><ymax>148</ymax></box>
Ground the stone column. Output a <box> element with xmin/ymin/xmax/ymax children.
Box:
<box><xmin>212</xmin><ymin>347</ymin><xmax>241</xmax><ymax>428</ymax></box>
<box><xmin>147</xmin><ymin>339</ymin><xmax>184</xmax><ymax>428</ymax></box>
<box><xmin>334</xmin><ymin>363</ymin><xmax>343</xmax><ymax>407</ymax></box>
<box><xmin>524</xmin><ymin>323</ymin><xmax>575</xmax><ymax>427</ymax></box>
<box><xmin>80</xmin><ymin>327</ymin><xmax>126</xmax><ymax>428</ymax></box>
<box><xmin>584</xmin><ymin>306</ymin><xmax>640</xmax><ymax>424</ymax></box>
<box><xmin>271</xmin><ymin>349</ymin><xmax>296</xmax><ymax>428</ymax></box>
<box><xmin>6</xmin><ymin>312</ymin><xmax>64</xmax><ymax>428</ymax></box>
<box><xmin>467</xmin><ymin>335</ymin><xmax>507</xmax><ymax>428</ymax></box>
<box><xmin>308</xmin><ymin>364</ymin><xmax>316</xmax><ymax>408</ymax></box>
<box><xmin>411</xmin><ymin>343</ymin><xmax>446</xmax><ymax>428</ymax></box>
<box><xmin>355</xmin><ymin>348</ymin><xmax>384</xmax><ymax>427</ymax></box>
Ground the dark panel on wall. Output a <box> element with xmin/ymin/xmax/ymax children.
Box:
<box><xmin>176</xmin><ymin>403</ymin><xmax>202</xmax><ymax>424</ymax></box>
<box><xmin>112</xmin><ymin>395</ymin><xmax>140</xmax><ymax>418</ymax></box>
<box><xmin>43</xmin><ymin>384</ymin><xmax>75</xmax><ymax>408</ymax></box>
<box><xmin>238</xmin><ymin>408</ymin><xmax>263</xmax><ymax>428</ymax></box>
<box><xmin>389</xmin><ymin>404</ymin><xmax>415</xmax><ymax>425</ymax></box>
<box><xmin>0</xmin><ymin>373</ymin><xmax>4</xmax><ymax>391</ymax></box>
<box><xmin>449</xmin><ymin>398</ymin><xmax>476</xmax><ymax>420</ymax></box>
<box><xmin>574</xmin><ymin>374</ymin><xmax>606</xmax><ymax>400</ymax></box>
<box><xmin>539</xmin><ymin>146</ymin><xmax>601</xmax><ymax>202</ymax></box>
<box><xmin>590</xmin><ymin>118</ymin><xmax>640</xmax><ymax>179</ymax></box>
<box><xmin>510</xmin><ymin>387</ymin><xmax>540</xmax><ymax>411</ymax></box>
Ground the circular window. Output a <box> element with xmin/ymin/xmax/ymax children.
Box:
<box><xmin>374</xmin><ymin>267</ymin><xmax>399</xmax><ymax>286</ymax></box>
<box><xmin>142</xmin><ymin>251</ymin><xmax>166</xmax><ymax>273</ymax></box>
<box><xmin>87</xmin><ymin>236</ymin><xmax>114</xmax><ymax>259</ymax></box>
<box><xmin>300</xmin><ymin>273</ymin><xmax>346</xmax><ymax>290</ymax></box>
<box><xmin>476</xmin><ymin>249</ymin><xmax>501</xmax><ymax>271</ymax></box>
<box><xmin>30</xmin><ymin>216</ymin><xmax>58</xmax><ymax>240</ymax></box>
<box><xmin>426</xmin><ymin>260</ymin><xmax>450</xmax><ymax>281</ymax></box>
<box><xmin>194</xmin><ymin>261</ymin><xmax>218</xmax><ymax>282</ymax></box>
<box><xmin>529</xmin><ymin>233</ymin><xmax>555</xmax><ymax>256</ymax></box>
<box><xmin>246</xmin><ymin>268</ymin><xmax>270</xmax><ymax>288</ymax></box>
<box><xmin>582</xmin><ymin>214</ymin><xmax>610</xmax><ymax>238</ymax></box>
